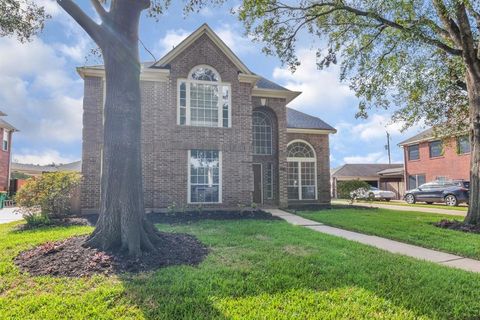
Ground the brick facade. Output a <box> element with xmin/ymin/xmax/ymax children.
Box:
<box><xmin>404</xmin><ymin>137</ymin><xmax>470</xmax><ymax>188</ymax></box>
<box><xmin>0</xmin><ymin>128</ymin><xmax>12</xmax><ymax>191</ymax></box>
<box><xmin>80</xmin><ymin>31</ymin><xmax>332</xmax><ymax>213</ymax></box>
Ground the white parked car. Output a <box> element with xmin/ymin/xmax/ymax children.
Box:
<box><xmin>350</xmin><ymin>187</ymin><xmax>396</xmax><ymax>201</ymax></box>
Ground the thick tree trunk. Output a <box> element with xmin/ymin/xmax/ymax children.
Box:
<box><xmin>464</xmin><ymin>69</ymin><xmax>480</xmax><ymax>224</ymax></box>
<box><xmin>84</xmin><ymin>0</ymin><xmax>160</xmax><ymax>256</ymax></box>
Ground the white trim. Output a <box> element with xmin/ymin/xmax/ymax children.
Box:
<box><xmin>153</xmin><ymin>24</ymin><xmax>252</xmax><ymax>75</ymax></box>
<box><xmin>251</xmin><ymin>88</ymin><xmax>301</xmax><ymax>104</ymax></box>
<box><xmin>177</xmin><ymin>78</ymin><xmax>232</xmax><ymax>128</ymax></box>
<box><xmin>76</xmin><ymin>67</ymin><xmax>170</xmax><ymax>82</ymax></box>
<box><xmin>238</xmin><ymin>73</ymin><xmax>261</xmax><ymax>84</ymax></box>
<box><xmin>287</xmin><ymin>128</ymin><xmax>336</xmax><ymax>135</ymax></box>
<box><xmin>252</xmin><ymin>163</ymin><xmax>263</xmax><ymax>204</ymax></box>
<box><xmin>187</xmin><ymin>149</ymin><xmax>222</xmax><ymax>204</ymax></box>
<box><xmin>286</xmin><ymin>139</ymin><xmax>318</xmax><ymax>201</ymax></box>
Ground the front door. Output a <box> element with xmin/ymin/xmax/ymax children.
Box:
<box><xmin>253</xmin><ymin>164</ymin><xmax>262</xmax><ymax>204</ymax></box>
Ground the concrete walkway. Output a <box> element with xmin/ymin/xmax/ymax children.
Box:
<box><xmin>265</xmin><ymin>208</ymin><xmax>480</xmax><ymax>273</ymax></box>
<box><xmin>0</xmin><ymin>207</ymin><xmax>22</xmax><ymax>224</ymax></box>
<box><xmin>332</xmin><ymin>199</ymin><xmax>466</xmax><ymax>216</ymax></box>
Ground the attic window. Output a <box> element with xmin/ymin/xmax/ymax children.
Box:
<box><xmin>178</xmin><ymin>65</ymin><xmax>231</xmax><ymax>128</ymax></box>
<box><xmin>189</xmin><ymin>66</ymin><xmax>220</xmax><ymax>81</ymax></box>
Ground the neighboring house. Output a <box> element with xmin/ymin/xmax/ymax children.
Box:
<box><xmin>399</xmin><ymin>128</ymin><xmax>470</xmax><ymax>190</ymax></box>
<box><xmin>0</xmin><ymin>112</ymin><xmax>17</xmax><ymax>192</ymax></box>
<box><xmin>77</xmin><ymin>24</ymin><xmax>336</xmax><ymax>213</ymax></box>
<box><xmin>11</xmin><ymin>161</ymin><xmax>82</xmax><ymax>178</ymax></box>
<box><xmin>331</xmin><ymin>163</ymin><xmax>404</xmax><ymax>199</ymax></box>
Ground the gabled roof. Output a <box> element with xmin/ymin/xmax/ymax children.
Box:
<box><xmin>11</xmin><ymin>161</ymin><xmax>81</xmax><ymax>173</ymax></box>
<box><xmin>332</xmin><ymin>163</ymin><xmax>403</xmax><ymax>178</ymax></box>
<box><xmin>398</xmin><ymin>128</ymin><xmax>434</xmax><ymax>146</ymax></box>
<box><xmin>286</xmin><ymin>108</ymin><xmax>336</xmax><ymax>132</ymax></box>
<box><xmin>153</xmin><ymin>24</ymin><xmax>252</xmax><ymax>75</ymax></box>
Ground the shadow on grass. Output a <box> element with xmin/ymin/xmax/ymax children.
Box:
<box><xmin>116</xmin><ymin>217</ymin><xmax>480</xmax><ymax>320</ymax></box>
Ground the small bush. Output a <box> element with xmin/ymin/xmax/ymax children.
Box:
<box><xmin>337</xmin><ymin>180</ymin><xmax>371</xmax><ymax>199</ymax></box>
<box><xmin>15</xmin><ymin>172</ymin><xmax>81</xmax><ymax>222</ymax></box>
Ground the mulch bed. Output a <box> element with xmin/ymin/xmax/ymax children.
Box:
<box><xmin>434</xmin><ymin>219</ymin><xmax>480</xmax><ymax>234</ymax></box>
<box><xmin>148</xmin><ymin>209</ymin><xmax>280</xmax><ymax>224</ymax></box>
<box><xmin>14</xmin><ymin>233</ymin><xmax>209</xmax><ymax>277</ymax></box>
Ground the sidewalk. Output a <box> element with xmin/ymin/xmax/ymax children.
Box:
<box><xmin>332</xmin><ymin>199</ymin><xmax>466</xmax><ymax>216</ymax></box>
<box><xmin>0</xmin><ymin>207</ymin><xmax>22</xmax><ymax>224</ymax></box>
<box><xmin>265</xmin><ymin>209</ymin><xmax>480</xmax><ymax>273</ymax></box>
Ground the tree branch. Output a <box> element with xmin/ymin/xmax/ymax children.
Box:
<box><xmin>57</xmin><ymin>0</ymin><xmax>103</xmax><ymax>45</ymax></box>
<box><xmin>90</xmin><ymin>0</ymin><xmax>108</xmax><ymax>22</ymax></box>
<box><xmin>432</xmin><ymin>0</ymin><xmax>462</xmax><ymax>47</ymax></box>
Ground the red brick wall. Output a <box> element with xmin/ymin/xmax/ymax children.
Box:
<box><xmin>0</xmin><ymin>128</ymin><xmax>11</xmax><ymax>191</ymax></box>
<box><xmin>404</xmin><ymin>137</ymin><xmax>470</xmax><ymax>184</ymax></box>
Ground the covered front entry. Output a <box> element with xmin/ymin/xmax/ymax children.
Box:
<box><xmin>253</xmin><ymin>163</ymin><xmax>262</xmax><ymax>204</ymax></box>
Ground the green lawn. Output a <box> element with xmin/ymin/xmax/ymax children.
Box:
<box><xmin>297</xmin><ymin>208</ymin><xmax>480</xmax><ymax>259</ymax></box>
<box><xmin>2</xmin><ymin>218</ymin><xmax>480</xmax><ymax>319</ymax></box>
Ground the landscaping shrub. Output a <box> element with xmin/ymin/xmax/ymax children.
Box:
<box><xmin>15</xmin><ymin>172</ymin><xmax>81</xmax><ymax>223</ymax></box>
<box><xmin>337</xmin><ymin>180</ymin><xmax>371</xmax><ymax>199</ymax></box>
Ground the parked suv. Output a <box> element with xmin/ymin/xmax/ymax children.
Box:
<box><xmin>404</xmin><ymin>180</ymin><xmax>469</xmax><ymax>206</ymax></box>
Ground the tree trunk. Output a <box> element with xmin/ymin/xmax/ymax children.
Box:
<box><xmin>464</xmin><ymin>69</ymin><xmax>480</xmax><ymax>224</ymax></box>
<box><xmin>84</xmin><ymin>0</ymin><xmax>160</xmax><ymax>256</ymax></box>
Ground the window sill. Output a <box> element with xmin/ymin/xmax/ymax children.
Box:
<box><xmin>407</xmin><ymin>159</ymin><xmax>420</xmax><ymax>162</ymax></box>
<box><xmin>429</xmin><ymin>156</ymin><xmax>444</xmax><ymax>160</ymax></box>
<box><xmin>176</xmin><ymin>124</ymin><xmax>231</xmax><ymax>129</ymax></box>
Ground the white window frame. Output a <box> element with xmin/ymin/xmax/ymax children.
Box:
<box><xmin>187</xmin><ymin>150</ymin><xmax>222</xmax><ymax>204</ymax></box>
<box><xmin>177</xmin><ymin>65</ymin><xmax>232</xmax><ymax>128</ymax></box>
<box><xmin>252</xmin><ymin>110</ymin><xmax>273</xmax><ymax>155</ymax></box>
<box><xmin>286</xmin><ymin>140</ymin><xmax>318</xmax><ymax>201</ymax></box>
<box><xmin>2</xmin><ymin>129</ymin><xmax>8</xmax><ymax>152</ymax></box>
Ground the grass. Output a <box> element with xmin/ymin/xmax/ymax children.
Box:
<box><xmin>336</xmin><ymin>199</ymin><xmax>468</xmax><ymax>211</ymax></box>
<box><xmin>1</xmin><ymin>218</ymin><xmax>480</xmax><ymax>318</ymax></box>
<box><xmin>297</xmin><ymin>208</ymin><xmax>480</xmax><ymax>259</ymax></box>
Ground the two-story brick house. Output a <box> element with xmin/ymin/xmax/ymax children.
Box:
<box><xmin>399</xmin><ymin>128</ymin><xmax>470</xmax><ymax>189</ymax></box>
<box><xmin>0</xmin><ymin>112</ymin><xmax>17</xmax><ymax>192</ymax></box>
<box><xmin>78</xmin><ymin>24</ymin><xmax>336</xmax><ymax>213</ymax></box>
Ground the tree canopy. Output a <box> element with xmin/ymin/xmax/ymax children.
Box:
<box><xmin>235</xmin><ymin>0</ymin><xmax>480</xmax><ymax>134</ymax></box>
<box><xmin>0</xmin><ymin>0</ymin><xmax>49</xmax><ymax>42</ymax></box>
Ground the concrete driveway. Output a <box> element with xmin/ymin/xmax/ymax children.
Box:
<box><xmin>333</xmin><ymin>199</ymin><xmax>466</xmax><ymax>216</ymax></box>
<box><xmin>0</xmin><ymin>207</ymin><xmax>23</xmax><ymax>224</ymax></box>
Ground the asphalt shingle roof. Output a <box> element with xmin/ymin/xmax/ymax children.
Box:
<box><xmin>398</xmin><ymin>128</ymin><xmax>434</xmax><ymax>146</ymax></box>
<box><xmin>332</xmin><ymin>163</ymin><xmax>403</xmax><ymax>178</ymax></box>
<box><xmin>286</xmin><ymin>108</ymin><xmax>336</xmax><ymax>131</ymax></box>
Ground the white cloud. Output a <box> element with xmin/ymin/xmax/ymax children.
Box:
<box><xmin>154</xmin><ymin>29</ymin><xmax>190</xmax><ymax>57</ymax></box>
<box><xmin>351</xmin><ymin>114</ymin><xmax>405</xmax><ymax>141</ymax></box>
<box><xmin>0</xmin><ymin>36</ymin><xmax>83</xmax><ymax>147</ymax></box>
<box><xmin>343</xmin><ymin>152</ymin><xmax>391</xmax><ymax>164</ymax></box>
<box><xmin>13</xmin><ymin>149</ymin><xmax>77</xmax><ymax>165</ymax></box>
<box><xmin>272</xmin><ymin>48</ymin><xmax>355</xmax><ymax>115</ymax></box>
<box><xmin>154</xmin><ymin>24</ymin><xmax>256</xmax><ymax>59</ymax></box>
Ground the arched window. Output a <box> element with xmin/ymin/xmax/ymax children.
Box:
<box><xmin>252</xmin><ymin>111</ymin><xmax>272</xmax><ymax>155</ymax></box>
<box><xmin>287</xmin><ymin>141</ymin><xmax>317</xmax><ymax>200</ymax></box>
<box><xmin>178</xmin><ymin>65</ymin><xmax>230</xmax><ymax>128</ymax></box>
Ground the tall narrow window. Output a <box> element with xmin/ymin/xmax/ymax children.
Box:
<box><xmin>252</xmin><ymin>111</ymin><xmax>272</xmax><ymax>155</ymax></box>
<box><xmin>457</xmin><ymin>136</ymin><xmax>471</xmax><ymax>154</ymax></box>
<box><xmin>2</xmin><ymin>130</ymin><xmax>8</xmax><ymax>151</ymax></box>
<box><xmin>408</xmin><ymin>144</ymin><xmax>419</xmax><ymax>160</ymax></box>
<box><xmin>287</xmin><ymin>141</ymin><xmax>316</xmax><ymax>200</ymax></box>
<box><xmin>178</xmin><ymin>65</ymin><xmax>231</xmax><ymax>128</ymax></box>
<box><xmin>429</xmin><ymin>140</ymin><xmax>443</xmax><ymax>158</ymax></box>
<box><xmin>264</xmin><ymin>163</ymin><xmax>274</xmax><ymax>200</ymax></box>
<box><xmin>189</xmin><ymin>150</ymin><xmax>221</xmax><ymax>203</ymax></box>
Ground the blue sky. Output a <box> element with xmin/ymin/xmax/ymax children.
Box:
<box><xmin>0</xmin><ymin>0</ymin><xmax>425</xmax><ymax>168</ymax></box>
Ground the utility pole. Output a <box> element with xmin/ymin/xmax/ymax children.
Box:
<box><xmin>385</xmin><ymin>131</ymin><xmax>391</xmax><ymax>164</ymax></box>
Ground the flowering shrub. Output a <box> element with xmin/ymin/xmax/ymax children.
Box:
<box><xmin>15</xmin><ymin>172</ymin><xmax>81</xmax><ymax>223</ymax></box>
